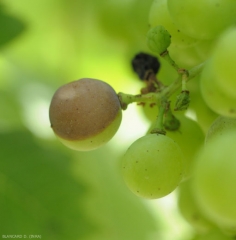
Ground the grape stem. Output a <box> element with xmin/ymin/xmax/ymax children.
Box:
<box><xmin>118</xmin><ymin>92</ymin><xmax>160</xmax><ymax>110</ymax></box>
<box><xmin>164</xmin><ymin>102</ymin><xmax>180</xmax><ymax>130</ymax></box>
<box><xmin>160</xmin><ymin>50</ymin><xmax>180</xmax><ymax>72</ymax></box>
<box><xmin>150</xmin><ymin>99</ymin><xmax>167</xmax><ymax>135</ymax></box>
<box><xmin>118</xmin><ymin>61</ymin><xmax>205</xmax><ymax>109</ymax></box>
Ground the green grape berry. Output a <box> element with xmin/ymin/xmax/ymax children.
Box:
<box><xmin>167</xmin><ymin>0</ymin><xmax>236</xmax><ymax>40</ymax></box>
<box><xmin>49</xmin><ymin>78</ymin><xmax>122</xmax><ymax>151</ymax></box>
<box><xmin>147</xmin><ymin>25</ymin><xmax>171</xmax><ymax>55</ymax></box>
<box><xmin>121</xmin><ymin>133</ymin><xmax>184</xmax><ymax>199</ymax></box>
<box><xmin>200</xmin><ymin>61</ymin><xmax>236</xmax><ymax>118</ymax></box>
<box><xmin>210</xmin><ymin>27</ymin><xmax>236</xmax><ymax>98</ymax></box>
<box><xmin>178</xmin><ymin>180</ymin><xmax>214</xmax><ymax>234</ymax></box>
<box><xmin>187</xmin><ymin>76</ymin><xmax>218</xmax><ymax>134</ymax></box>
<box><xmin>192</xmin><ymin>131</ymin><xmax>236</xmax><ymax>229</ymax></box>
<box><xmin>205</xmin><ymin>116</ymin><xmax>236</xmax><ymax>143</ymax></box>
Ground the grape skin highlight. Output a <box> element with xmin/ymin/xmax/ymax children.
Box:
<box><xmin>49</xmin><ymin>78</ymin><xmax>122</xmax><ymax>151</ymax></box>
<box><xmin>121</xmin><ymin>134</ymin><xmax>184</xmax><ymax>199</ymax></box>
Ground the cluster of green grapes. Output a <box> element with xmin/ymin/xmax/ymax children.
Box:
<box><xmin>49</xmin><ymin>0</ymin><xmax>236</xmax><ymax>239</ymax></box>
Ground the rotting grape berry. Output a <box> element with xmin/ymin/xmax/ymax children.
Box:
<box><xmin>49</xmin><ymin>78</ymin><xmax>122</xmax><ymax>151</ymax></box>
<box><xmin>131</xmin><ymin>52</ymin><xmax>161</xmax><ymax>80</ymax></box>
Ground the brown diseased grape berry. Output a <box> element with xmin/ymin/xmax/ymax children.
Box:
<box><xmin>49</xmin><ymin>78</ymin><xmax>122</xmax><ymax>151</ymax></box>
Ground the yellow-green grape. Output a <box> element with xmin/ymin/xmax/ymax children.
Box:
<box><xmin>49</xmin><ymin>78</ymin><xmax>122</xmax><ymax>151</ymax></box>
<box><xmin>178</xmin><ymin>180</ymin><xmax>215</xmax><ymax>234</ymax></box>
<box><xmin>149</xmin><ymin>0</ymin><xmax>198</xmax><ymax>49</ymax></box>
<box><xmin>167</xmin><ymin>0</ymin><xmax>236</xmax><ymax>40</ymax></box>
<box><xmin>147</xmin><ymin>25</ymin><xmax>171</xmax><ymax>55</ymax></box>
<box><xmin>168</xmin><ymin>44</ymin><xmax>202</xmax><ymax>69</ymax></box>
<box><xmin>192</xmin><ymin>131</ymin><xmax>236</xmax><ymax>230</ymax></box>
<box><xmin>200</xmin><ymin>61</ymin><xmax>236</xmax><ymax>118</ymax></box>
<box><xmin>210</xmin><ymin>27</ymin><xmax>236</xmax><ymax>98</ymax></box>
<box><xmin>194</xmin><ymin>39</ymin><xmax>215</xmax><ymax>62</ymax></box>
<box><xmin>121</xmin><ymin>134</ymin><xmax>184</xmax><ymax>199</ymax></box>
<box><xmin>187</xmin><ymin>76</ymin><xmax>218</xmax><ymax>134</ymax></box>
<box><xmin>206</xmin><ymin>116</ymin><xmax>236</xmax><ymax>143</ymax></box>
<box><xmin>164</xmin><ymin>114</ymin><xmax>205</xmax><ymax>180</ymax></box>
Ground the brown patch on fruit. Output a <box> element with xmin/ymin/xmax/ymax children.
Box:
<box><xmin>49</xmin><ymin>78</ymin><xmax>121</xmax><ymax>140</ymax></box>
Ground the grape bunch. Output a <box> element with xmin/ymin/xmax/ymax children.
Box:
<box><xmin>49</xmin><ymin>0</ymin><xmax>236</xmax><ymax>238</ymax></box>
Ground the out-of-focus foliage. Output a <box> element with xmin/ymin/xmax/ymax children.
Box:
<box><xmin>0</xmin><ymin>130</ymin><xmax>93</xmax><ymax>239</ymax></box>
<box><xmin>0</xmin><ymin>4</ymin><xmax>25</xmax><ymax>48</ymax></box>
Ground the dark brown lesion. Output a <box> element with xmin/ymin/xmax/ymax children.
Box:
<box><xmin>131</xmin><ymin>52</ymin><xmax>160</xmax><ymax>81</ymax></box>
<box><xmin>131</xmin><ymin>52</ymin><xmax>165</xmax><ymax>109</ymax></box>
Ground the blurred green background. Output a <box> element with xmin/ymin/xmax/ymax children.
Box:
<box><xmin>0</xmin><ymin>0</ymin><xmax>193</xmax><ymax>239</ymax></box>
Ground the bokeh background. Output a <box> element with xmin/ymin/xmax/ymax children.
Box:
<box><xmin>0</xmin><ymin>0</ymin><xmax>194</xmax><ymax>239</ymax></box>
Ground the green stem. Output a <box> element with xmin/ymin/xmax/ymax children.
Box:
<box><xmin>118</xmin><ymin>61</ymin><xmax>206</xmax><ymax>110</ymax></box>
<box><xmin>188</xmin><ymin>61</ymin><xmax>206</xmax><ymax>79</ymax></box>
<box><xmin>162</xmin><ymin>61</ymin><xmax>205</xmax><ymax>98</ymax></box>
<box><xmin>118</xmin><ymin>92</ymin><xmax>160</xmax><ymax>110</ymax></box>
<box><xmin>164</xmin><ymin>102</ymin><xmax>180</xmax><ymax>130</ymax></box>
<box><xmin>150</xmin><ymin>100</ymin><xmax>167</xmax><ymax>135</ymax></box>
<box><xmin>181</xmin><ymin>70</ymin><xmax>189</xmax><ymax>91</ymax></box>
<box><xmin>161</xmin><ymin>50</ymin><xmax>180</xmax><ymax>72</ymax></box>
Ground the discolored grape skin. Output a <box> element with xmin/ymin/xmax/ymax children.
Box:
<box><xmin>49</xmin><ymin>78</ymin><xmax>122</xmax><ymax>151</ymax></box>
